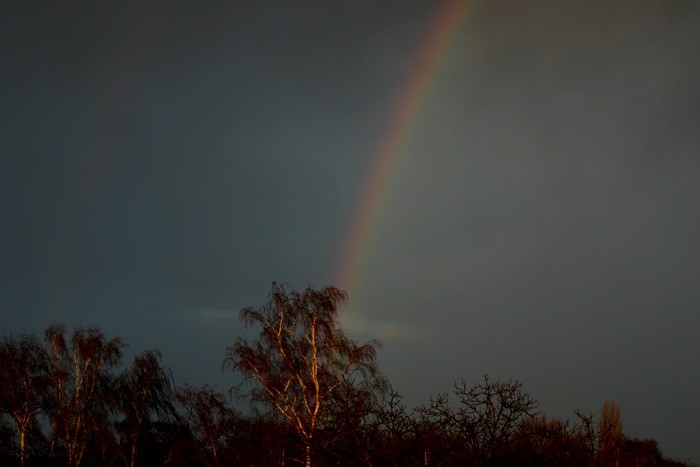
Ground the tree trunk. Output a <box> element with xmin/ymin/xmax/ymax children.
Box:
<box><xmin>212</xmin><ymin>444</ymin><xmax>220</xmax><ymax>467</ymax></box>
<box><xmin>20</xmin><ymin>429</ymin><xmax>26</xmax><ymax>467</ymax></box>
<box><xmin>130</xmin><ymin>439</ymin><xmax>137</xmax><ymax>467</ymax></box>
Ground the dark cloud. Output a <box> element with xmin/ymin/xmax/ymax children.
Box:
<box><xmin>1</xmin><ymin>0</ymin><xmax>699</xmax><ymax>462</ymax></box>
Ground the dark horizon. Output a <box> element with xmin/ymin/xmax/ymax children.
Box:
<box><xmin>0</xmin><ymin>308</ymin><xmax>692</xmax><ymax>466</ymax></box>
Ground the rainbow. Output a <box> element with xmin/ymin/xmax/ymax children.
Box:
<box><xmin>45</xmin><ymin>8</ymin><xmax>157</xmax><ymax>323</ymax></box>
<box><xmin>336</xmin><ymin>0</ymin><xmax>473</xmax><ymax>305</ymax></box>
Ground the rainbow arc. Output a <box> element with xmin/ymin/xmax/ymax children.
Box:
<box><xmin>336</xmin><ymin>0</ymin><xmax>473</xmax><ymax>311</ymax></box>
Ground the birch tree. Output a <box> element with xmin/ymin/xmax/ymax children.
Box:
<box><xmin>116</xmin><ymin>349</ymin><xmax>175</xmax><ymax>467</ymax></box>
<box><xmin>224</xmin><ymin>282</ymin><xmax>381</xmax><ymax>467</ymax></box>
<box><xmin>0</xmin><ymin>333</ymin><xmax>49</xmax><ymax>467</ymax></box>
<box><xmin>44</xmin><ymin>324</ymin><xmax>124</xmax><ymax>467</ymax></box>
<box><xmin>175</xmin><ymin>384</ymin><xmax>237</xmax><ymax>467</ymax></box>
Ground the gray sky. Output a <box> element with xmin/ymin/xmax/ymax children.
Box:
<box><xmin>2</xmin><ymin>0</ymin><xmax>699</xmax><ymax>462</ymax></box>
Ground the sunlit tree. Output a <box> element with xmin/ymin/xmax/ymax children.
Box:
<box><xmin>598</xmin><ymin>400</ymin><xmax>622</xmax><ymax>466</ymax></box>
<box><xmin>0</xmin><ymin>333</ymin><xmax>49</xmax><ymax>467</ymax></box>
<box><xmin>224</xmin><ymin>282</ymin><xmax>381</xmax><ymax>467</ymax></box>
<box><xmin>44</xmin><ymin>324</ymin><xmax>124</xmax><ymax>467</ymax></box>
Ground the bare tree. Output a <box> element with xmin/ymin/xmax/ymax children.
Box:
<box><xmin>44</xmin><ymin>324</ymin><xmax>124</xmax><ymax>467</ymax></box>
<box><xmin>514</xmin><ymin>414</ymin><xmax>595</xmax><ymax>466</ymax></box>
<box><xmin>573</xmin><ymin>408</ymin><xmax>598</xmax><ymax>461</ymax></box>
<box><xmin>416</xmin><ymin>392</ymin><xmax>461</xmax><ymax>465</ymax></box>
<box><xmin>175</xmin><ymin>384</ymin><xmax>238</xmax><ymax>467</ymax></box>
<box><xmin>453</xmin><ymin>375</ymin><xmax>539</xmax><ymax>463</ymax></box>
<box><xmin>321</xmin><ymin>375</ymin><xmax>383</xmax><ymax>464</ymax></box>
<box><xmin>116</xmin><ymin>349</ymin><xmax>175</xmax><ymax>467</ymax></box>
<box><xmin>0</xmin><ymin>333</ymin><xmax>49</xmax><ymax>467</ymax></box>
<box><xmin>373</xmin><ymin>383</ymin><xmax>415</xmax><ymax>462</ymax></box>
<box><xmin>224</xmin><ymin>282</ymin><xmax>381</xmax><ymax>467</ymax></box>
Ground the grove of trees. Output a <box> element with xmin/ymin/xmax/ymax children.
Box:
<box><xmin>0</xmin><ymin>283</ymin><xmax>692</xmax><ymax>466</ymax></box>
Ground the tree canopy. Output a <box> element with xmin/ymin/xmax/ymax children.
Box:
<box><xmin>224</xmin><ymin>282</ymin><xmax>382</xmax><ymax>466</ymax></box>
<box><xmin>0</xmin><ymin>283</ymin><xmax>692</xmax><ymax>466</ymax></box>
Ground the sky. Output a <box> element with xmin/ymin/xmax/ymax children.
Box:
<box><xmin>2</xmin><ymin>0</ymin><xmax>699</xmax><ymax>462</ymax></box>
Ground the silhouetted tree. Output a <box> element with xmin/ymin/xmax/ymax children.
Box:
<box><xmin>175</xmin><ymin>384</ymin><xmax>238</xmax><ymax>467</ymax></box>
<box><xmin>454</xmin><ymin>375</ymin><xmax>538</xmax><ymax>463</ymax></box>
<box><xmin>319</xmin><ymin>376</ymin><xmax>383</xmax><ymax>464</ymax></box>
<box><xmin>513</xmin><ymin>414</ymin><xmax>594</xmax><ymax>466</ymax></box>
<box><xmin>455</xmin><ymin>375</ymin><xmax>538</xmax><ymax>462</ymax></box>
<box><xmin>224</xmin><ymin>282</ymin><xmax>381</xmax><ymax>467</ymax></box>
<box><xmin>416</xmin><ymin>375</ymin><xmax>539</xmax><ymax>465</ymax></box>
<box><xmin>371</xmin><ymin>384</ymin><xmax>416</xmax><ymax>464</ymax></box>
<box><xmin>416</xmin><ymin>392</ymin><xmax>462</xmax><ymax>465</ymax></box>
<box><xmin>620</xmin><ymin>437</ymin><xmax>665</xmax><ymax>466</ymax></box>
<box><xmin>573</xmin><ymin>408</ymin><xmax>598</xmax><ymax>462</ymax></box>
<box><xmin>116</xmin><ymin>349</ymin><xmax>175</xmax><ymax>467</ymax></box>
<box><xmin>235</xmin><ymin>412</ymin><xmax>296</xmax><ymax>467</ymax></box>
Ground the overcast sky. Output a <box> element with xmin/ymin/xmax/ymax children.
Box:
<box><xmin>2</xmin><ymin>0</ymin><xmax>699</xmax><ymax>462</ymax></box>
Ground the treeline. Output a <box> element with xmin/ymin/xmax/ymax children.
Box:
<box><xmin>0</xmin><ymin>284</ymin><xmax>691</xmax><ymax>466</ymax></box>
